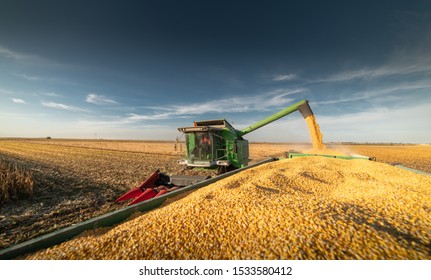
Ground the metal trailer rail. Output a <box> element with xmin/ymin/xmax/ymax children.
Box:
<box><xmin>0</xmin><ymin>158</ymin><xmax>277</xmax><ymax>260</ymax></box>
<box><xmin>286</xmin><ymin>152</ymin><xmax>430</xmax><ymax>176</ymax></box>
<box><xmin>286</xmin><ymin>152</ymin><xmax>376</xmax><ymax>161</ymax></box>
<box><xmin>394</xmin><ymin>164</ymin><xmax>431</xmax><ymax>177</ymax></box>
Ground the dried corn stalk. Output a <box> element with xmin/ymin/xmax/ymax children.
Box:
<box><xmin>0</xmin><ymin>159</ymin><xmax>34</xmax><ymax>204</ymax></box>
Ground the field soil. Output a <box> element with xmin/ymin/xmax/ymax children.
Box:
<box><xmin>0</xmin><ymin>139</ymin><xmax>430</xmax><ymax>250</ymax></box>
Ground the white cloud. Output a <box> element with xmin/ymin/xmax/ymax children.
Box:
<box><xmin>320</xmin><ymin>68</ymin><xmax>385</xmax><ymax>82</ymax></box>
<box><xmin>317</xmin><ymin>50</ymin><xmax>431</xmax><ymax>83</ymax></box>
<box><xmin>273</xmin><ymin>74</ymin><xmax>297</xmax><ymax>81</ymax></box>
<box><xmin>126</xmin><ymin>112</ymin><xmax>173</xmax><ymax>121</ymax></box>
<box><xmin>0</xmin><ymin>44</ymin><xmax>61</xmax><ymax>68</ymax></box>
<box><xmin>74</xmin><ymin>118</ymin><xmax>129</xmax><ymax>128</ymax></box>
<box><xmin>0</xmin><ymin>45</ymin><xmax>41</xmax><ymax>61</ymax></box>
<box><xmin>41</xmin><ymin>101</ymin><xmax>88</xmax><ymax>112</ymax></box>
<box><xmin>86</xmin><ymin>93</ymin><xmax>118</xmax><ymax>105</ymax></box>
<box><xmin>71</xmin><ymin>88</ymin><xmax>307</xmax><ymax>130</ymax></box>
<box><xmin>242</xmin><ymin>102</ymin><xmax>431</xmax><ymax>143</ymax></box>
<box><xmin>13</xmin><ymin>73</ymin><xmax>40</xmax><ymax>81</ymax></box>
<box><xmin>0</xmin><ymin>88</ymin><xmax>16</xmax><ymax>95</ymax></box>
<box><xmin>126</xmin><ymin>88</ymin><xmax>306</xmax><ymax>122</ymax></box>
<box><xmin>314</xmin><ymin>81</ymin><xmax>431</xmax><ymax>106</ymax></box>
<box><xmin>317</xmin><ymin>103</ymin><xmax>431</xmax><ymax>143</ymax></box>
<box><xmin>11</xmin><ymin>98</ymin><xmax>26</xmax><ymax>104</ymax></box>
<box><xmin>38</xmin><ymin>91</ymin><xmax>62</xmax><ymax>97</ymax></box>
<box><xmin>176</xmin><ymin>88</ymin><xmax>305</xmax><ymax>114</ymax></box>
<box><xmin>69</xmin><ymin>121</ymin><xmax>174</xmax><ymax>140</ymax></box>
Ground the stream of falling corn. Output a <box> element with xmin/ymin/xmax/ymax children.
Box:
<box><xmin>25</xmin><ymin>157</ymin><xmax>431</xmax><ymax>260</ymax></box>
<box><xmin>305</xmin><ymin>115</ymin><xmax>325</xmax><ymax>150</ymax></box>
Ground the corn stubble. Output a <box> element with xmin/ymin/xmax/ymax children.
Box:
<box><xmin>25</xmin><ymin>157</ymin><xmax>431</xmax><ymax>260</ymax></box>
<box><xmin>0</xmin><ymin>159</ymin><xmax>34</xmax><ymax>204</ymax></box>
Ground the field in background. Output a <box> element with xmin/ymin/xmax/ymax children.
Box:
<box><xmin>0</xmin><ymin>138</ymin><xmax>430</xmax><ymax>250</ymax></box>
<box><xmin>9</xmin><ymin>139</ymin><xmax>431</xmax><ymax>171</ymax></box>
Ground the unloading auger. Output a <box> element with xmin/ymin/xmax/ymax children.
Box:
<box><xmin>116</xmin><ymin>99</ymin><xmax>315</xmax><ymax>205</ymax></box>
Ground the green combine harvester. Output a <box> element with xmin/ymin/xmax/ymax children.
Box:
<box><xmin>116</xmin><ymin>99</ymin><xmax>315</xmax><ymax>205</ymax></box>
<box><xmin>177</xmin><ymin>99</ymin><xmax>314</xmax><ymax>172</ymax></box>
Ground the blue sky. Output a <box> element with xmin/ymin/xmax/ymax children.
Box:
<box><xmin>0</xmin><ymin>0</ymin><xmax>430</xmax><ymax>143</ymax></box>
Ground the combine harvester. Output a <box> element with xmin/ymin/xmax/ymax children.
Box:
<box><xmin>116</xmin><ymin>99</ymin><xmax>336</xmax><ymax>205</ymax></box>
<box><xmin>0</xmin><ymin>99</ymin><xmax>375</xmax><ymax>259</ymax></box>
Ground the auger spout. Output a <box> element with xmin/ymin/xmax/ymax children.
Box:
<box><xmin>238</xmin><ymin>99</ymin><xmax>313</xmax><ymax>137</ymax></box>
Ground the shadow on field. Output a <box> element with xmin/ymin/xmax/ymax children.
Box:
<box><xmin>0</xmin><ymin>154</ymin><xmax>126</xmax><ymax>250</ymax></box>
<box><xmin>338</xmin><ymin>203</ymin><xmax>431</xmax><ymax>257</ymax></box>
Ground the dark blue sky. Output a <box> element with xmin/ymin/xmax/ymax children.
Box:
<box><xmin>1</xmin><ymin>0</ymin><xmax>430</xmax><ymax>142</ymax></box>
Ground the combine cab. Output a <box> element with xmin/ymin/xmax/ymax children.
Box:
<box><xmin>116</xmin><ymin>99</ymin><xmax>315</xmax><ymax>205</ymax></box>
<box><xmin>177</xmin><ymin>119</ymin><xmax>249</xmax><ymax>172</ymax></box>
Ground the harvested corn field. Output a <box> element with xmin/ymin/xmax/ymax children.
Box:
<box><xmin>0</xmin><ymin>159</ymin><xmax>34</xmax><ymax>204</ymax></box>
<box><xmin>341</xmin><ymin>144</ymin><xmax>431</xmax><ymax>173</ymax></box>
<box><xmin>24</xmin><ymin>157</ymin><xmax>431</xmax><ymax>260</ymax></box>
<box><xmin>0</xmin><ymin>139</ymin><xmax>187</xmax><ymax>250</ymax></box>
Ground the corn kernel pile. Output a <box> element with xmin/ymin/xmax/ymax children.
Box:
<box><xmin>25</xmin><ymin>157</ymin><xmax>431</xmax><ymax>260</ymax></box>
